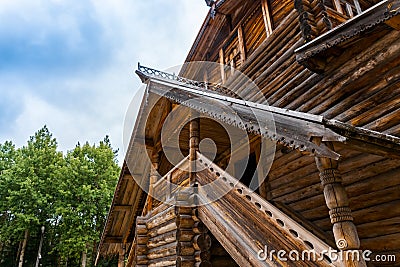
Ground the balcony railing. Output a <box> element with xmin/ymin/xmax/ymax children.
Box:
<box><xmin>333</xmin><ymin>0</ymin><xmax>362</xmax><ymax>17</ymax></box>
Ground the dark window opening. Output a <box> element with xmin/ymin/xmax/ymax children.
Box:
<box><xmin>235</xmin><ymin>153</ymin><xmax>259</xmax><ymax>194</ymax></box>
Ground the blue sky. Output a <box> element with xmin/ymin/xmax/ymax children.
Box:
<box><xmin>0</xmin><ymin>0</ymin><xmax>209</xmax><ymax>163</ymax></box>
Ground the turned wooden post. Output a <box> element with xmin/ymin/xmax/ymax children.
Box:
<box><xmin>315</xmin><ymin>141</ymin><xmax>366</xmax><ymax>267</ymax></box>
<box><xmin>189</xmin><ymin>115</ymin><xmax>200</xmax><ymax>186</ymax></box>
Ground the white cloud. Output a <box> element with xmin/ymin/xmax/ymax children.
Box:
<box><xmin>0</xmin><ymin>0</ymin><xmax>209</xmax><ymax>164</ymax></box>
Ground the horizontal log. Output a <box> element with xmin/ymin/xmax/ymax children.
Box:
<box><xmin>193</xmin><ymin>234</ymin><xmax>212</xmax><ymax>251</ymax></box>
<box><xmin>136</xmin><ymin>244</ymin><xmax>147</xmax><ymax>254</ymax></box>
<box><xmin>176</xmin><ymin>256</ymin><xmax>195</xmax><ymax>267</ymax></box>
<box><xmin>299</xmin><ymin>30</ymin><xmax>400</xmax><ymax>113</ymax></box>
<box><xmin>136</xmin><ymin>255</ymin><xmax>148</xmax><ymax>265</ymax></box>
<box><xmin>177</xmin><ymin>241</ymin><xmax>195</xmax><ymax>256</ymax></box>
<box><xmin>195</xmin><ymin>250</ymin><xmax>211</xmax><ymax>262</ymax></box>
<box><xmin>147</xmin><ymin>241</ymin><xmax>177</xmax><ymax>260</ymax></box>
<box><xmin>147</xmin><ymin>220</ymin><xmax>177</xmax><ymax>238</ymax></box>
<box><xmin>360</xmin><ymin>233</ymin><xmax>400</xmax><ymax>252</ymax></box>
<box><xmin>136</xmin><ymin>224</ymin><xmax>148</xmax><ymax>235</ymax></box>
<box><xmin>146</xmin><ymin>206</ymin><xmax>176</xmax><ymax>230</ymax></box>
<box><xmin>175</xmin><ymin>206</ymin><xmax>194</xmax><ymax>215</ymax></box>
<box><xmin>176</xmin><ymin>214</ymin><xmax>195</xmax><ymax>229</ymax></box>
<box><xmin>352</xmin><ymin>200</ymin><xmax>400</xmax><ymax>226</ymax></box>
<box><xmin>147</xmin><ymin>230</ymin><xmax>176</xmax><ymax>249</ymax></box>
<box><xmin>136</xmin><ymin>235</ymin><xmax>149</xmax><ymax>245</ymax></box>
<box><xmin>177</xmin><ymin>229</ymin><xmax>195</xmax><ymax>242</ymax></box>
<box><xmin>326</xmin><ymin>64</ymin><xmax>400</xmax><ymax>121</ymax></box>
<box><xmin>193</xmin><ymin>221</ymin><xmax>209</xmax><ymax>234</ymax></box>
<box><xmin>357</xmin><ymin>217</ymin><xmax>400</xmax><ymax>239</ymax></box>
<box><xmin>148</xmin><ymin>255</ymin><xmax>177</xmax><ymax>267</ymax></box>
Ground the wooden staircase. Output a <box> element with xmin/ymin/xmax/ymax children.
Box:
<box><xmin>127</xmin><ymin>152</ymin><xmax>342</xmax><ymax>266</ymax></box>
<box><xmin>195</xmin><ymin>152</ymin><xmax>339</xmax><ymax>267</ymax></box>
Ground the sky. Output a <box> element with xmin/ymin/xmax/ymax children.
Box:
<box><xmin>0</xmin><ymin>0</ymin><xmax>209</xmax><ymax>163</ymax></box>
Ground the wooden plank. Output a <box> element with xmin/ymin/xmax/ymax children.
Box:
<box><xmin>237</xmin><ymin>25</ymin><xmax>246</xmax><ymax>63</ymax></box>
<box><xmin>261</xmin><ymin>0</ymin><xmax>273</xmax><ymax>36</ymax></box>
<box><xmin>386</xmin><ymin>15</ymin><xmax>400</xmax><ymax>30</ymax></box>
<box><xmin>333</xmin><ymin>0</ymin><xmax>344</xmax><ymax>14</ymax></box>
<box><xmin>353</xmin><ymin>0</ymin><xmax>362</xmax><ymax>14</ymax></box>
<box><xmin>104</xmin><ymin>236</ymin><xmax>123</xmax><ymax>244</ymax></box>
<box><xmin>114</xmin><ymin>205</ymin><xmax>131</xmax><ymax>212</ymax></box>
<box><xmin>360</xmin><ymin>233</ymin><xmax>400</xmax><ymax>252</ymax></box>
<box><xmin>219</xmin><ymin>48</ymin><xmax>226</xmax><ymax>84</ymax></box>
<box><xmin>357</xmin><ymin>217</ymin><xmax>400</xmax><ymax>239</ymax></box>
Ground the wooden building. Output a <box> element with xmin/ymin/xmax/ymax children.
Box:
<box><xmin>96</xmin><ymin>0</ymin><xmax>400</xmax><ymax>266</ymax></box>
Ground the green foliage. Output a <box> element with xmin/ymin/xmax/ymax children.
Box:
<box><xmin>1</xmin><ymin>127</ymin><xmax>63</xmax><ymax>239</ymax></box>
<box><xmin>0</xmin><ymin>127</ymin><xmax>120</xmax><ymax>266</ymax></box>
<box><xmin>55</xmin><ymin>137</ymin><xmax>120</xmax><ymax>262</ymax></box>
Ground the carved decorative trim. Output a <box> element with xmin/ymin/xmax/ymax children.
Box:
<box><xmin>329</xmin><ymin>207</ymin><xmax>353</xmax><ymax>223</ymax></box>
<box><xmin>296</xmin><ymin>0</ymin><xmax>400</xmax><ymax>62</ymax></box>
<box><xmin>320</xmin><ymin>168</ymin><xmax>342</xmax><ymax>185</ymax></box>
<box><xmin>295</xmin><ymin>0</ymin><xmax>332</xmax><ymax>42</ymax></box>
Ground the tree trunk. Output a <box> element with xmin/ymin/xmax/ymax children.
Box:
<box><xmin>0</xmin><ymin>240</ymin><xmax>3</xmax><ymax>262</ymax></box>
<box><xmin>81</xmin><ymin>249</ymin><xmax>87</xmax><ymax>267</ymax></box>
<box><xmin>18</xmin><ymin>229</ymin><xmax>29</xmax><ymax>267</ymax></box>
<box><xmin>16</xmin><ymin>239</ymin><xmax>22</xmax><ymax>264</ymax></box>
<box><xmin>91</xmin><ymin>241</ymin><xmax>97</xmax><ymax>266</ymax></box>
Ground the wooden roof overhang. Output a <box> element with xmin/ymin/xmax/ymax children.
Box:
<box><xmin>97</xmin><ymin>64</ymin><xmax>400</xmax><ymax>261</ymax></box>
<box><xmin>96</xmin><ymin>78</ymin><xmax>166</xmax><ymax>259</ymax></box>
<box><xmin>136</xmin><ymin>65</ymin><xmax>400</xmax><ymax>160</ymax></box>
<box><xmin>295</xmin><ymin>0</ymin><xmax>400</xmax><ymax>72</ymax></box>
<box><xmin>185</xmin><ymin>0</ymin><xmax>261</xmax><ymax>62</ymax></box>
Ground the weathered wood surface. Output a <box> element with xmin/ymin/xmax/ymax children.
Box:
<box><xmin>315</xmin><ymin>140</ymin><xmax>366</xmax><ymax>266</ymax></box>
<box><xmin>195</xmin><ymin>153</ymin><xmax>335</xmax><ymax>267</ymax></box>
<box><xmin>101</xmin><ymin>0</ymin><xmax>400</xmax><ymax>263</ymax></box>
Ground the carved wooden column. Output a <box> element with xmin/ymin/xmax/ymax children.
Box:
<box><xmin>189</xmin><ymin>115</ymin><xmax>200</xmax><ymax>186</ymax></box>
<box><xmin>315</xmin><ymin>141</ymin><xmax>366</xmax><ymax>267</ymax></box>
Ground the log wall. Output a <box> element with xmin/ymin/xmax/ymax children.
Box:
<box><xmin>187</xmin><ymin>0</ymin><xmax>400</xmax><ymax>264</ymax></box>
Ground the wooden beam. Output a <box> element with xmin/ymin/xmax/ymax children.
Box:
<box><xmin>353</xmin><ymin>0</ymin><xmax>362</xmax><ymax>14</ymax></box>
<box><xmin>237</xmin><ymin>25</ymin><xmax>246</xmax><ymax>63</ymax></box>
<box><xmin>122</xmin><ymin>184</ymin><xmax>144</xmax><ymax>244</ymax></box>
<box><xmin>189</xmin><ymin>114</ymin><xmax>200</xmax><ymax>186</ymax></box>
<box><xmin>114</xmin><ymin>205</ymin><xmax>131</xmax><ymax>212</ymax></box>
<box><xmin>143</xmin><ymin>150</ymin><xmax>160</xmax><ymax>215</ymax></box>
<box><xmin>104</xmin><ymin>236</ymin><xmax>123</xmax><ymax>244</ymax></box>
<box><xmin>333</xmin><ymin>0</ymin><xmax>344</xmax><ymax>14</ymax></box>
<box><xmin>386</xmin><ymin>15</ymin><xmax>400</xmax><ymax>30</ymax></box>
<box><xmin>219</xmin><ymin>48</ymin><xmax>226</xmax><ymax>84</ymax></box>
